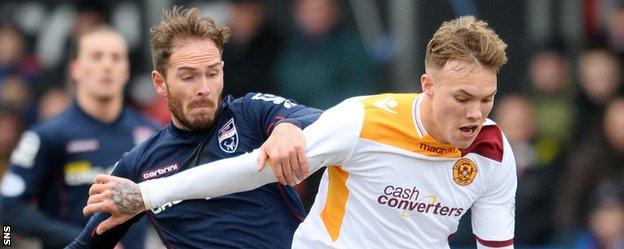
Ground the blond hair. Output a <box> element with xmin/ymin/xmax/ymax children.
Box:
<box><xmin>150</xmin><ymin>6</ymin><xmax>230</xmax><ymax>75</ymax></box>
<box><xmin>425</xmin><ymin>16</ymin><xmax>507</xmax><ymax>73</ymax></box>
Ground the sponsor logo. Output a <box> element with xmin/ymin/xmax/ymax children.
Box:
<box><xmin>419</xmin><ymin>143</ymin><xmax>456</xmax><ymax>154</ymax></box>
<box><xmin>452</xmin><ymin>158</ymin><xmax>478</xmax><ymax>186</ymax></box>
<box><xmin>66</xmin><ymin>139</ymin><xmax>100</xmax><ymax>153</ymax></box>
<box><xmin>63</xmin><ymin>161</ymin><xmax>112</xmax><ymax>186</ymax></box>
<box><xmin>373</xmin><ymin>97</ymin><xmax>398</xmax><ymax>114</ymax></box>
<box><xmin>218</xmin><ymin>118</ymin><xmax>238</xmax><ymax>153</ymax></box>
<box><xmin>133</xmin><ymin>127</ymin><xmax>155</xmax><ymax>145</ymax></box>
<box><xmin>377</xmin><ymin>185</ymin><xmax>464</xmax><ymax>217</ymax></box>
<box><xmin>141</xmin><ymin>164</ymin><xmax>179</xmax><ymax>180</ymax></box>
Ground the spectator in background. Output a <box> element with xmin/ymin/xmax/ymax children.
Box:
<box><xmin>40</xmin><ymin>0</ymin><xmax>110</xmax><ymax>89</ymax></box>
<box><xmin>0</xmin><ymin>24</ymin><xmax>40</xmax><ymax>86</ymax></box>
<box><xmin>496</xmin><ymin>94</ymin><xmax>556</xmax><ymax>245</ymax></box>
<box><xmin>574</xmin><ymin>48</ymin><xmax>623</xmax><ymax>140</ymax></box>
<box><xmin>557</xmin><ymin>96</ymin><xmax>624</xmax><ymax>244</ymax></box>
<box><xmin>274</xmin><ymin>0</ymin><xmax>380</xmax><ymax>109</ymax></box>
<box><xmin>37</xmin><ymin>87</ymin><xmax>71</xmax><ymax>121</ymax></box>
<box><xmin>573</xmin><ymin>181</ymin><xmax>624</xmax><ymax>249</ymax></box>
<box><xmin>607</xmin><ymin>3</ymin><xmax>624</xmax><ymax>56</ymax></box>
<box><xmin>0</xmin><ymin>75</ymin><xmax>36</xmax><ymax>125</ymax></box>
<box><xmin>0</xmin><ymin>27</ymin><xmax>159</xmax><ymax>249</ymax></box>
<box><xmin>0</xmin><ymin>105</ymin><xmax>24</xmax><ymax>179</ymax></box>
<box><xmin>526</xmin><ymin>43</ymin><xmax>576</xmax><ymax>167</ymax></box>
<box><xmin>223</xmin><ymin>0</ymin><xmax>282</xmax><ymax>96</ymax></box>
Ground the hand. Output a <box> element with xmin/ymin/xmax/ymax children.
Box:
<box><xmin>83</xmin><ymin>174</ymin><xmax>147</xmax><ymax>235</ymax></box>
<box><xmin>257</xmin><ymin>122</ymin><xmax>309</xmax><ymax>186</ymax></box>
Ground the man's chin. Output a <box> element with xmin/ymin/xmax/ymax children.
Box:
<box><xmin>451</xmin><ymin>138</ymin><xmax>476</xmax><ymax>150</ymax></box>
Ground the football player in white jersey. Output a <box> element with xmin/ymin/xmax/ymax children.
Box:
<box><xmin>84</xmin><ymin>16</ymin><xmax>516</xmax><ymax>249</ymax></box>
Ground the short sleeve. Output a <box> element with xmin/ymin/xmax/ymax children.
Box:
<box><xmin>471</xmin><ymin>136</ymin><xmax>517</xmax><ymax>248</ymax></box>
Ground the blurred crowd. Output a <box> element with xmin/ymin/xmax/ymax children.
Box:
<box><xmin>0</xmin><ymin>0</ymin><xmax>624</xmax><ymax>248</ymax></box>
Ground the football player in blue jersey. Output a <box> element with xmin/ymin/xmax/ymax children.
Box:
<box><xmin>67</xmin><ymin>7</ymin><xmax>321</xmax><ymax>249</ymax></box>
<box><xmin>0</xmin><ymin>27</ymin><xmax>159</xmax><ymax>249</ymax></box>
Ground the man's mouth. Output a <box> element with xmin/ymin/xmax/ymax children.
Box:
<box><xmin>459</xmin><ymin>125</ymin><xmax>478</xmax><ymax>137</ymax></box>
<box><xmin>189</xmin><ymin>100</ymin><xmax>213</xmax><ymax>110</ymax></box>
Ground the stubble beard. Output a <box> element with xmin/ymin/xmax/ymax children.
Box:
<box><xmin>165</xmin><ymin>86</ymin><xmax>220</xmax><ymax>131</ymax></box>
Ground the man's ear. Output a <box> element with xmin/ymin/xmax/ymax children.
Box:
<box><xmin>421</xmin><ymin>73</ymin><xmax>434</xmax><ymax>96</ymax></box>
<box><xmin>152</xmin><ymin>70</ymin><xmax>167</xmax><ymax>97</ymax></box>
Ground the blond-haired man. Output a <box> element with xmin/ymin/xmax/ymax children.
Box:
<box><xmin>85</xmin><ymin>16</ymin><xmax>516</xmax><ymax>249</ymax></box>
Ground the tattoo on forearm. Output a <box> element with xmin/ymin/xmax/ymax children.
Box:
<box><xmin>112</xmin><ymin>182</ymin><xmax>143</xmax><ymax>215</ymax></box>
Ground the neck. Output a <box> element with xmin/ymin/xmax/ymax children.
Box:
<box><xmin>419</xmin><ymin>95</ymin><xmax>439</xmax><ymax>140</ymax></box>
<box><xmin>170</xmin><ymin>117</ymin><xmax>190</xmax><ymax>131</ymax></box>
<box><xmin>76</xmin><ymin>91</ymin><xmax>123</xmax><ymax>123</ymax></box>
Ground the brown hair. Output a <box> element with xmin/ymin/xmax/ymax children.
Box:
<box><xmin>70</xmin><ymin>25</ymin><xmax>122</xmax><ymax>61</ymax></box>
<box><xmin>150</xmin><ymin>6</ymin><xmax>230</xmax><ymax>75</ymax></box>
<box><xmin>425</xmin><ymin>16</ymin><xmax>507</xmax><ymax>73</ymax></box>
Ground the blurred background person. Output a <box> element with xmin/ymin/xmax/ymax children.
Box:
<box><xmin>557</xmin><ymin>96</ymin><xmax>624</xmax><ymax>246</ymax></box>
<box><xmin>496</xmin><ymin>94</ymin><xmax>557</xmax><ymax>246</ymax></box>
<box><xmin>573</xmin><ymin>181</ymin><xmax>624</xmax><ymax>249</ymax></box>
<box><xmin>0</xmin><ymin>27</ymin><xmax>159</xmax><ymax>249</ymax></box>
<box><xmin>222</xmin><ymin>0</ymin><xmax>282</xmax><ymax>96</ymax></box>
<box><xmin>0</xmin><ymin>74</ymin><xmax>36</xmax><ymax>125</ymax></box>
<box><xmin>0</xmin><ymin>24</ymin><xmax>40</xmax><ymax>86</ymax></box>
<box><xmin>273</xmin><ymin>0</ymin><xmax>380</xmax><ymax>109</ymax></box>
<box><xmin>525</xmin><ymin>42</ymin><xmax>576</xmax><ymax>170</ymax></box>
<box><xmin>0</xmin><ymin>105</ymin><xmax>25</xmax><ymax>179</ymax></box>
<box><xmin>574</xmin><ymin>47</ymin><xmax>623</xmax><ymax>140</ymax></box>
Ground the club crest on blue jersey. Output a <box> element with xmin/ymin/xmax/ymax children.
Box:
<box><xmin>218</xmin><ymin>118</ymin><xmax>239</xmax><ymax>153</ymax></box>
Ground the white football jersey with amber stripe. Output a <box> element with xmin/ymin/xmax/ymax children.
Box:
<box><xmin>293</xmin><ymin>93</ymin><xmax>516</xmax><ymax>249</ymax></box>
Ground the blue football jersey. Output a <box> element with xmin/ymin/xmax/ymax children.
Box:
<box><xmin>0</xmin><ymin>102</ymin><xmax>159</xmax><ymax>249</ymax></box>
<box><xmin>68</xmin><ymin>93</ymin><xmax>322</xmax><ymax>249</ymax></box>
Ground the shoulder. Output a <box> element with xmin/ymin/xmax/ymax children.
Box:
<box><xmin>28</xmin><ymin>106</ymin><xmax>75</xmax><ymax>139</ymax></box>
<box><xmin>122</xmin><ymin>107</ymin><xmax>160</xmax><ymax>129</ymax></box>
<box><xmin>460</xmin><ymin>119</ymin><xmax>506</xmax><ymax>163</ymax></box>
<box><xmin>117</xmin><ymin>127</ymin><xmax>168</xmax><ymax>174</ymax></box>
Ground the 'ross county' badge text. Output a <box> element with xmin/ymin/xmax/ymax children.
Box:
<box><xmin>218</xmin><ymin>118</ymin><xmax>239</xmax><ymax>153</ymax></box>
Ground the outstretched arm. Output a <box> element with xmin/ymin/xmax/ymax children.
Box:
<box><xmin>83</xmin><ymin>97</ymin><xmax>364</xmax><ymax>234</ymax></box>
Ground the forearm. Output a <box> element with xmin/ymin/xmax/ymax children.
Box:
<box><xmin>140</xmin><ymin>150</ymin><xmax>277</xmax><ymax>209</ymax></box>
<box><xmin>1</xmin><ymin>199</ymin><xmax>81</xmax><ymax>247</ymax></box>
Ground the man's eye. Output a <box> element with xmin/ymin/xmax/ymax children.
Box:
<box><xmin>456</xmin><ymin>97</ymin><xmax>468</xmax><ymax>103</ymax></box>
<box><xmin>182</xmin><ymin>76</ymin><xmax>194</xmax><ymax>81</ymax></box>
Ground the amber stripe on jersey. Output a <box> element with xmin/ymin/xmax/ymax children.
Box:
<box><xmin>320</xmin><ymin>166</ymin><xmax>350</xmax><ymax>241</ymax></box>
<box><xmin>359</xmin><ymin>94</ymin><xmax>461</xmax><ymax>158</ymax></box>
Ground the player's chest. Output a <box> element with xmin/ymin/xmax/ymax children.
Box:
<box><xmin>348</xmin><ymin>152</ymin><xmax>489</xmax><ymax>212</ymax></box>
<box><xmin>61</xmin><ymin>128</ymin><xmax>150</xmax><ymax>186</ymax></box>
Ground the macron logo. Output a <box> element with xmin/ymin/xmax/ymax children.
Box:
<box><xmin>373</xmin><ymin>97</ymin><xmax>398</xmax><ymax>114</ymax></box>
<box><xmin>141</xmin><ymin>164</ymin><xmax>179</xmax><ymax>180</ymax></box>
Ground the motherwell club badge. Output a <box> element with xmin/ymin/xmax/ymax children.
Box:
<box><xmin>218</xmin><ymin>118</ymin><xmax>238</xmax><ymax>153</ymax></box>
<box><xmin>452</xmin><ymin>158</ymin><xmax>478</xmax><ymax>186</ymax></box>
